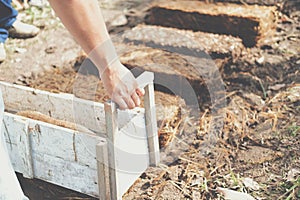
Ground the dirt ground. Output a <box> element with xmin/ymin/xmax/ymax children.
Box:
<box><xmin>0</xmin><ymin>0</ymin><xmax>299</xmax><ymax>200</ymax></box>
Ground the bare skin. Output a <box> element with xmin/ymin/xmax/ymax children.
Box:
<box><xmin>48</xmin><ymin>0</ymin><xmax>144</xmax><ymax>109</ymax></box>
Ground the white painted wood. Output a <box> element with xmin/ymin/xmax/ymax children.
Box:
<box><xmin>104</xmin><ymin>102</ymin><xmax>119</xmax><ymax>200</ymax></box>
<box><xmin>3</xmin><ymin>110</ymin><xmax>150</xmax><ymax>198</ymax></box>
<box><xmin>20</xmin><ymin>121</ymin><xmax>34</xmax><ymax>179</ymax></box>
<box><xmin>0</xmin><ymin>90</ymin><xmax>28</xmax><ymax>200</ymax></box>
<box><xmin>144</xmin><ymin>82</ymin><xmax>160</xmax><ymax>166</ymax></box>
<box><xmin>96</xmin><ymin>141</ymin><xmax>110</xmax><ymax>200</ymax></box>
<box><xmin>3</xmin><ymin>112</ymin><xmax>104</xmax><ymax>196</ymax></box>
<box><xmin>114</xmin><ymin>114</ymin><xmax>149</xmax><ymax>196</ymax></box>
<box><xmin>104</xmin><ymin>101</ymin><xmax>150</xmax><ymax>198</ymax></box>
<box><xmin>0</xmin><ymin>81</ymin><xmax>143</xmax><ymax>135</ymax></box>
<box><xmin>1</xmin><ymin>71</ymin><xmax>158</xmax><ymax>199</ymax></box>
<box><xmin>136</xmin><ymin>71</ymin><xmax>154</xmax><ymax>89</ymax></box>
<box><xmin>3</xmin><ymin>114</ymin><xmax>31</xmax><ymax>176</ymax></box>
<box><xmin>0</xmin><ymin>88</ymin><xmax>3</xmax><ymax>121</ymax></box>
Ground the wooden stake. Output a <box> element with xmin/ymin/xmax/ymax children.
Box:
<box><xmin>104</xmin><ymin>102</ymin><xmax>120</xmax><ymax>200</ymax></box>
<box><xmin>144</xmin><ymin>80</ymin><xmax>160</xmax><ymax>166</ymax></box>
<box><xmin>22</xmin><ymin>122</ymin><xmax>34</xmax><ymax>179</ymax></box>
<box><xmin>96</xmin><ymin>140</ymin><xmax>110</xmax><ymax>200</ymax></box>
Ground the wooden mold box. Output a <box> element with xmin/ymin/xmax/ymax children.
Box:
<box><xmin>0</xmin><ymin>72</ymin><xmax>159</xmax><ymax>200</ymax></box>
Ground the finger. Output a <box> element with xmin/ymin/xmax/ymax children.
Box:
<box><xmin>131</xmin><ymin>92</ymin><xmax>141</xmax><ymax>106</ymax></box>
<box><xmin>123</xmin><ymin>96</ymin><xmax>136</xmax><ymax>109</ymax></box>
<box><xmin>136</xmin><ymin>88</ymin><xmax>145</xmax><ymax>97</ymax></box>
<box><xmin>113</xmin><ymin>97</ymin><xmax>128</xmax><ymax>110</ymax></box>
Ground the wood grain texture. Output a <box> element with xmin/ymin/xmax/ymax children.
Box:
<box><xmin>96</xmin><ymin>141</ymin><xmax>110</xmax><ymax>200</ymax></box>
<box><xmin>3</xmin><ymin>112</ymin><xmax>105</xmax><ymax>196</ymax></box>
<box><xmin>0</xmin><ymin>81</ymin><xmax>143</xmax><ymax>135</ymax></box>
<box><xmin>144</xmin><ymin>82</ymin><xmax>160</xmax><ymax>166</ymax></box>
<box><xmin>1</xmin><ymin>79</ymin><xmax>155</xmax><ymax>199</ymax></box>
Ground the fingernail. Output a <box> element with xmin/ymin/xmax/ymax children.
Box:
<box><xmin>136</xmin><ymin>89</ymin><xmax>144</xmax><ymax>97</ymax></box>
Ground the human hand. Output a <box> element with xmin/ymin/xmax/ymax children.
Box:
<box><xmin>100</xmin><ymin>61</ymin><xmax>145</xmax><ymax>110</ymax></box>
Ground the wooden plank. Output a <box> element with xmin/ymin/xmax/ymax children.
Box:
<box><xmin>32</xmin><ymin>152</ymin><xmax>99</xmax><ymax>196</ymax></box>
<box><xmin>4</xmin><ymin>111</ymin><xmax>151</xmax><ymax>198</ymax></box>
<box><xmin>0</xmin><ymin>81</ymin><xmax>143</xmax><ymax>135</ymax></box>
<box><xmin>20</xmin><ymin>121</ymin><xmax>34</xmax><ymax>179</ymax></box>
<box><xmin>104</xmin><ymin>101</ymin><xmax>150</xmax><ymax>198</ymax></box>
<box><xmin>144</xmin><ymin>81</ymin><xmax>160</xmax><ymax>166</ymax></box>
<box><xmin>145</xmin><ymin>1</ymin><xmax>277</xmax><ymax>47</ymax></box>
<box><xmin>104</xmin><ymin>102</ymin><xmax>119</xmax><ymax>200</ymax></box>
<box><xmin>96</xmin><ymin>141</ymin><xmax>110</xmax><ymax>200</ymax></box>
<box><xmin>0</xmin><ymin>88</ymin><xmax>3</xmax><ymax>122</ymax></box>
<box><xmin>115</xmin><ymin>110</ymin><xmax>149</xmax><ymax>196</ymax></box>
<box><xmin>3</xmin><ymin>112</ymin><xmax>105</xmax><ymax>196</ymax></box>
<box><xmin>3</xmin><ymin>114</ymin><xmax>32</xmax><ymax>176</ymax></box>
<box><xmin>1</xmin><ymin>81</ymin><xmax>153</xmax><ymax>198</ymax></box>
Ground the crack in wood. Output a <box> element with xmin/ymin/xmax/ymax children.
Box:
<box><xmin>73</xmin><ymin>133</ymin><xmax>78</xmax><ymax>162</ymax></box>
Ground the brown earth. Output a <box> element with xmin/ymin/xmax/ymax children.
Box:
<box><xmin>0</xmin><ymin>0</ymin><xmax>299</xmax><ymax>200</ymax></box>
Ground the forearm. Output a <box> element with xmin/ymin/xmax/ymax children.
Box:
<box><xmin>48</xmin><ymin>0</ymin><xmax>144</xmax><ymax>109</ymax></box>
<box><xmin>48</xmin><ymin>0</ymin><xmax>116</xmax><ymax>73</ymax></box>
<box><xmin>49</xmin><ymin>0</ymin><xmax>109</xmax><ymax>52</ymax></box>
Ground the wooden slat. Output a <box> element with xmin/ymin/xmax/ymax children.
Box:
<box><xmin>144</xmin><ymin>81</ymin><xmax>160</xmax><ymax>166</ymax></box>
<box><xmin>1</xmin><ymin>77</ymin><xmax>156</xmax><ymax>198</ymax></box>
<box><xmin>0</xmin><ymin>89</ymin><xmax>4</xmax><ymax>121</ymax></box>
<box><xmin>0</xmin><ymin>81</ymin><xmax>143</xmax><ymax>135</ymax></box>
<box><xmin>20</xmin><ymin>121</ymin><xmax>34</xmax><ymax>179</ymax></box>
<box><xmin>104</xmin><ymin>102</ymin><xmax>119</xmax><ymax>200</ymax></box>
<box><xmin>114</xmin><ymin>110</ymin><xmax>150</xmax><ymax>196</ymax></box>
<box><xmin>3</xmin><ymin>112</ymin><xmax>104</xmax><ymax>196</ymax></box>
<box><xmin>96</xmin><ymin>141</ymin><xmax>110</xmax><ymax>200</ymax></box>
<box><xmin>104</xmin><ymin>102</ymin><xmax>150</xmax><ymax>198</ymax></box>
<box><xmin>4</xmin><ymin>111</ymin><xmax>151</xmax><ymax>198</ymax></box>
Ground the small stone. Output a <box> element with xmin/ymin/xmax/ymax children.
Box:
<box><xmin>111</xmin><ymin>14</ymin><xmax>128</xmax><ymax>26</ymax></box>
<box><xmin>23</xmin><ymin>71</ymin><xmax>32</xmax><ymax>78</ymax></box>
<box><xmin>287</xmin><ymin>169</ymin><xmax>300</xmax><ymax>182</ymax></box>
<box><xmin>192</xmin><ymin>190</ymin><xmax>201</xmax><ymax>199</ymax></box>
<box><xmin>243</xmin><ymin>177</ymin><xmax>260</xmax><ymax>191</ymax></box>
<box><xmin>15</xmin><ymin>58</ymin><xmax>22</xmax><ymax>63</ymax></box>
<box><xmin>15</xmin><ymin>47</ymin><xmax>27</xmax><ymax>54</ymax></box>
<box><xmin>140</xmin><ymin>172</ymin><xmax>148</xmax><ymax>179</ymax></box>
<box><xmin>141</xmin><ymin>182</ymin><xmax>151</xmax><ymax>190</ymax></box>
<box><xmin>255</xmin><ymin>56</ymin><xmax>265</xmax><ymax>65</ymax></box>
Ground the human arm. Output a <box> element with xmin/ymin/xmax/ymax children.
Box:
<box><xmin>48</xmin><ymin>0</ymin><xmax>144</xmax><ymax>109</ymax></box>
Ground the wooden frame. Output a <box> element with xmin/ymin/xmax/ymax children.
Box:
<box><xmin>0</xmin><ymin>71</ymin><xmax>160</xmax><ymax>199</ymax></box>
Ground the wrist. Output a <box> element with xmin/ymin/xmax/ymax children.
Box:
<box><xmin>87</xmin><ymin>39</ymin><xmax>120</xmax><ymax>76</ymax></box>
<box><xmin>100</xmin><ymin>59</ymin><xmax>124</xmax><ymax>78</ymax></box>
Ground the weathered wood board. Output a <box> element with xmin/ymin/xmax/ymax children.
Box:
<box><xmin>3</xmin><ymin>112</ymin><xmax>104</xmax><ymax>196</ymax></box>
<box><xmin>0</xmin><ymin>81</ymin><xmax>142</xmax><ymax>135</ymax></box>
<box><xmin>145</xmin><ymin>1</ymin><xmax>277</xmax><ymax>47</ymax></box>
<box><xmin>1</xmin><ymin>81</ymin><xmax>156</xmax><ymax>199</ymax></box>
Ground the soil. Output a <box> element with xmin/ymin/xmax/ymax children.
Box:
<box><xmin>0</xmin><ymin>0</ymin><xmax>299</xmax><ymax>200</ymax></box>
